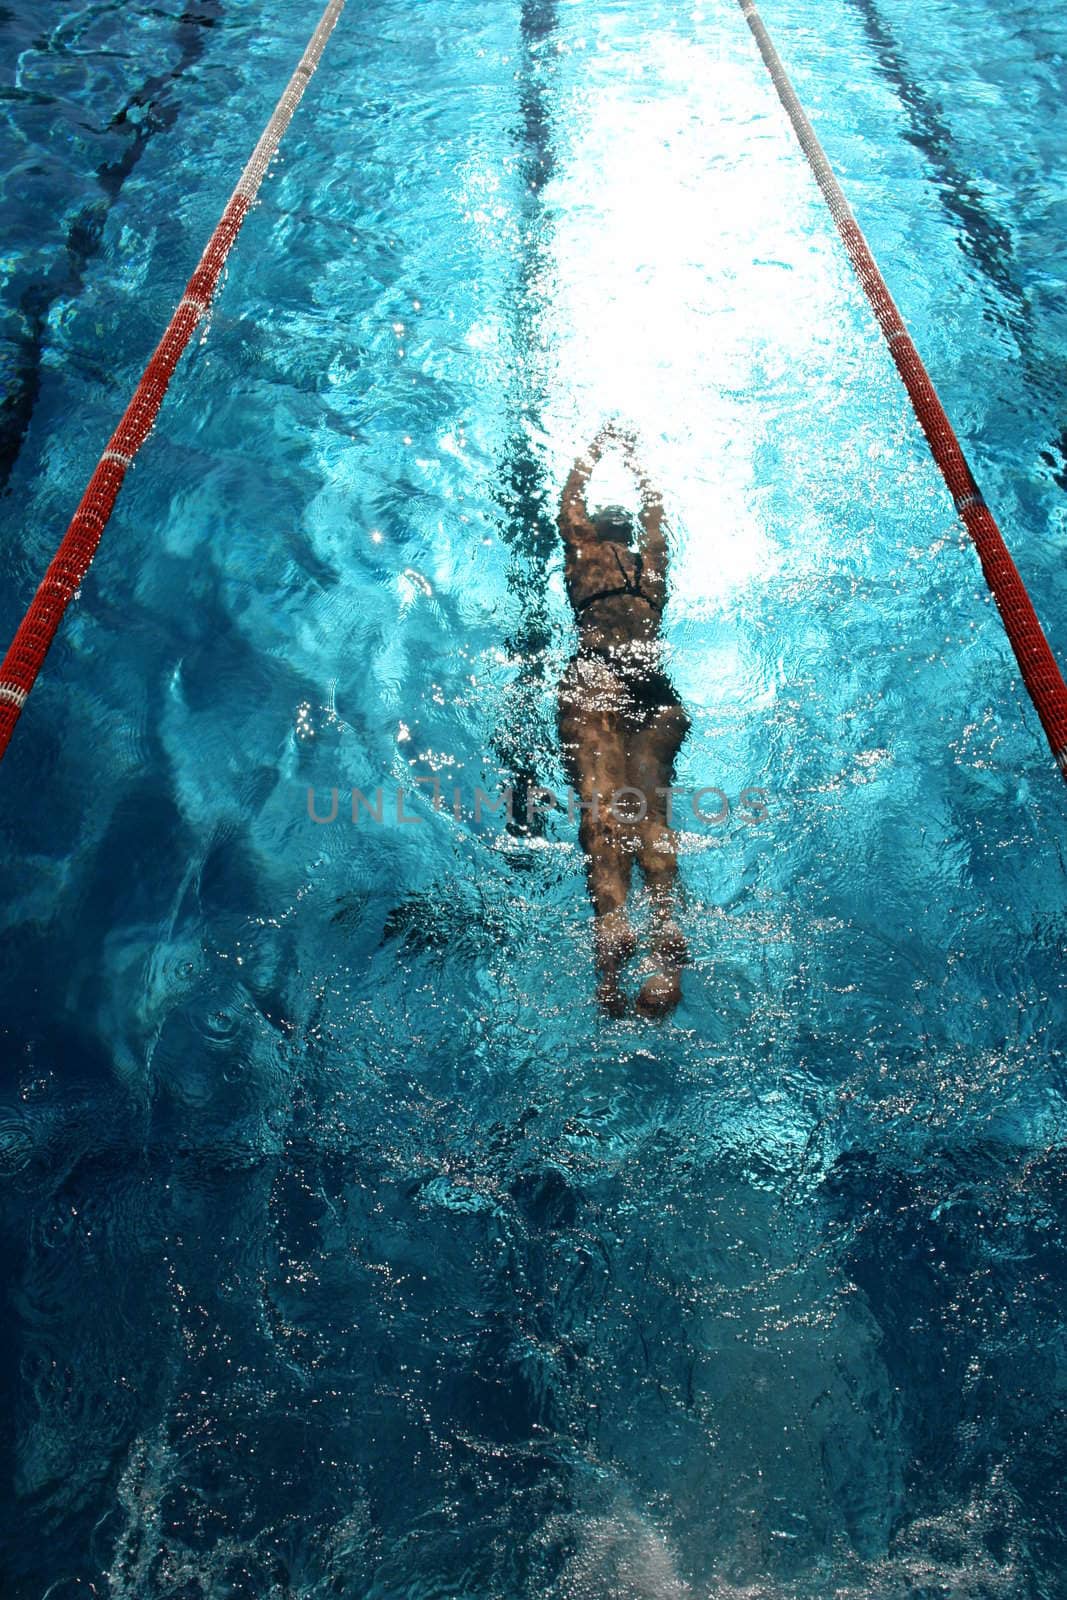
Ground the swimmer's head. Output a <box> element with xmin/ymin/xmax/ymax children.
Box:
<box><xmin>590</xmin><ymin>505</ymin><xmax>636</xmax><ymax>546</ymax></box>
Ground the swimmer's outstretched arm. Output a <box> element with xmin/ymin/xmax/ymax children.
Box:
<box><xmin>613</xmin><ymin>427</ymin><xmax>669</xmax><ymax>576</ymax></box>
<box><xmin>559</xmin><ymin>428</ymin><xmax>612</xmax><ymax>548</ymax></box>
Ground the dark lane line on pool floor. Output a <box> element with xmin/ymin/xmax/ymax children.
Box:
<box><xmin>0</xmin><ymin>1</ymin><xmax>223</xmax><ymax>494</ymax></box>
<box><xmin>843</xmin><ymin>0</ymin><xmax>1067</xmax><ymax>490</ymax></box>
<box><xmin>490</xmin><ymin>0</ymin><xmax>565</xmax><ymax>842</ymax></box>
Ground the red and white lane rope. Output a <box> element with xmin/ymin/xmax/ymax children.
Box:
<box><xmin>0</xmin><ymin>0</ymin><xmax>345</xmax><ymax>762</ymax></box>
<box><xmin>737</xmin><ymin>0</ymin><xmax>1067</xmax><ymax>781</ymax></box>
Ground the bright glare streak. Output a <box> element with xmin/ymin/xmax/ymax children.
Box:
<box><xmin>540</xmin><ymin>28</ymin><xmax>858</xmax><ymax>620</ymax></box>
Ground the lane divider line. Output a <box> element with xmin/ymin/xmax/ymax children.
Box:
<box><xmin>0</xmin><ymin>0</ymin><xmax>345</xmax><ymax>764</ymax></box>
<box><xmin>737</xmin><ymin>0</ymin><xmax>1067</xmax><ymax>782</ymax></box>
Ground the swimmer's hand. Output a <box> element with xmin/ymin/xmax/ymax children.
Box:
<box><xmin>595</xmin><ymin>423</ymin><xmax>655</xmax><ymax>490</ymax></box>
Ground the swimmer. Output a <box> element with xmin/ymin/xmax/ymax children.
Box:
<box><xmin>557</xmin><ymin>423</ymin><xmax>690</xmax><ymax>1017</ymax></box>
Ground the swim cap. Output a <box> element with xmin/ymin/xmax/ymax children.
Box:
<box><xmin>590</xmin><ymin>504</ymin><xmax>636</xmax><ymax>544</ymax></box>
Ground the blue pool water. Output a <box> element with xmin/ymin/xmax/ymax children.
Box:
<box><xmin>2</xmin><ymin>0</ymin><xmax>1067</xmax><ymax>1593</ymax></box>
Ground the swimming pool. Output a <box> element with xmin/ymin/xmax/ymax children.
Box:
<box><xmin>1</xmin><ymin>0</ymin><xmax>1066</xmax><ymax>1592</ymax></box>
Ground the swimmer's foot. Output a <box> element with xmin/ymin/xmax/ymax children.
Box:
<box><xmin>635</xmin><ymin>970</ymin><xmax>682</xmax><ymax>1017</ymax></box>
<box><xmin>597</xmin><ymin>975</ymin><xmax>629</xmax><ymax>1018</ymax></box>
<box><xmin>594</xmin><ymin>910</ymin><xmax>637</xmax><ymax>1016</ymax></box>
<box><xmin>635</xmin><ymin>920</ymin><xmax>688</xmax><ymax>1019</ymax></box>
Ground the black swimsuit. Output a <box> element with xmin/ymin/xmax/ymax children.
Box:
<box><xmin>571</xmin><ymin>607</ymin><xmax>680</xmax><ymax>721</ymax></box>
<box><xmin>573</xmin><ymin>546</ymin><xmax>663</xmax><ymax>618</ymax></box>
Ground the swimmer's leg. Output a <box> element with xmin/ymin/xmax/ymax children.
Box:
<box><xmin>627</xmin><ymin>699</ymin><xmax>690</xmax><ymax>1018</ymax></box>
<box><xmin>585</xmin><ymin>818</ymin><xmax>637</xmax><ymax>1017</ymax></box>
<box><xmin>559</xmin><ymin>661</ymin><xmax>637</xmax><ymax>1015</ymax></box>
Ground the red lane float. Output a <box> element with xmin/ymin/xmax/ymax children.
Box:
<box><xmin>738</xmin><ymin>0</ymin><xmax>1067</xmax><ymax>780</ymax></box>
<box><xmin>0</xmin><ymin>0</ymin><xmax>345</xmax><ymax>763</ymax></box>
